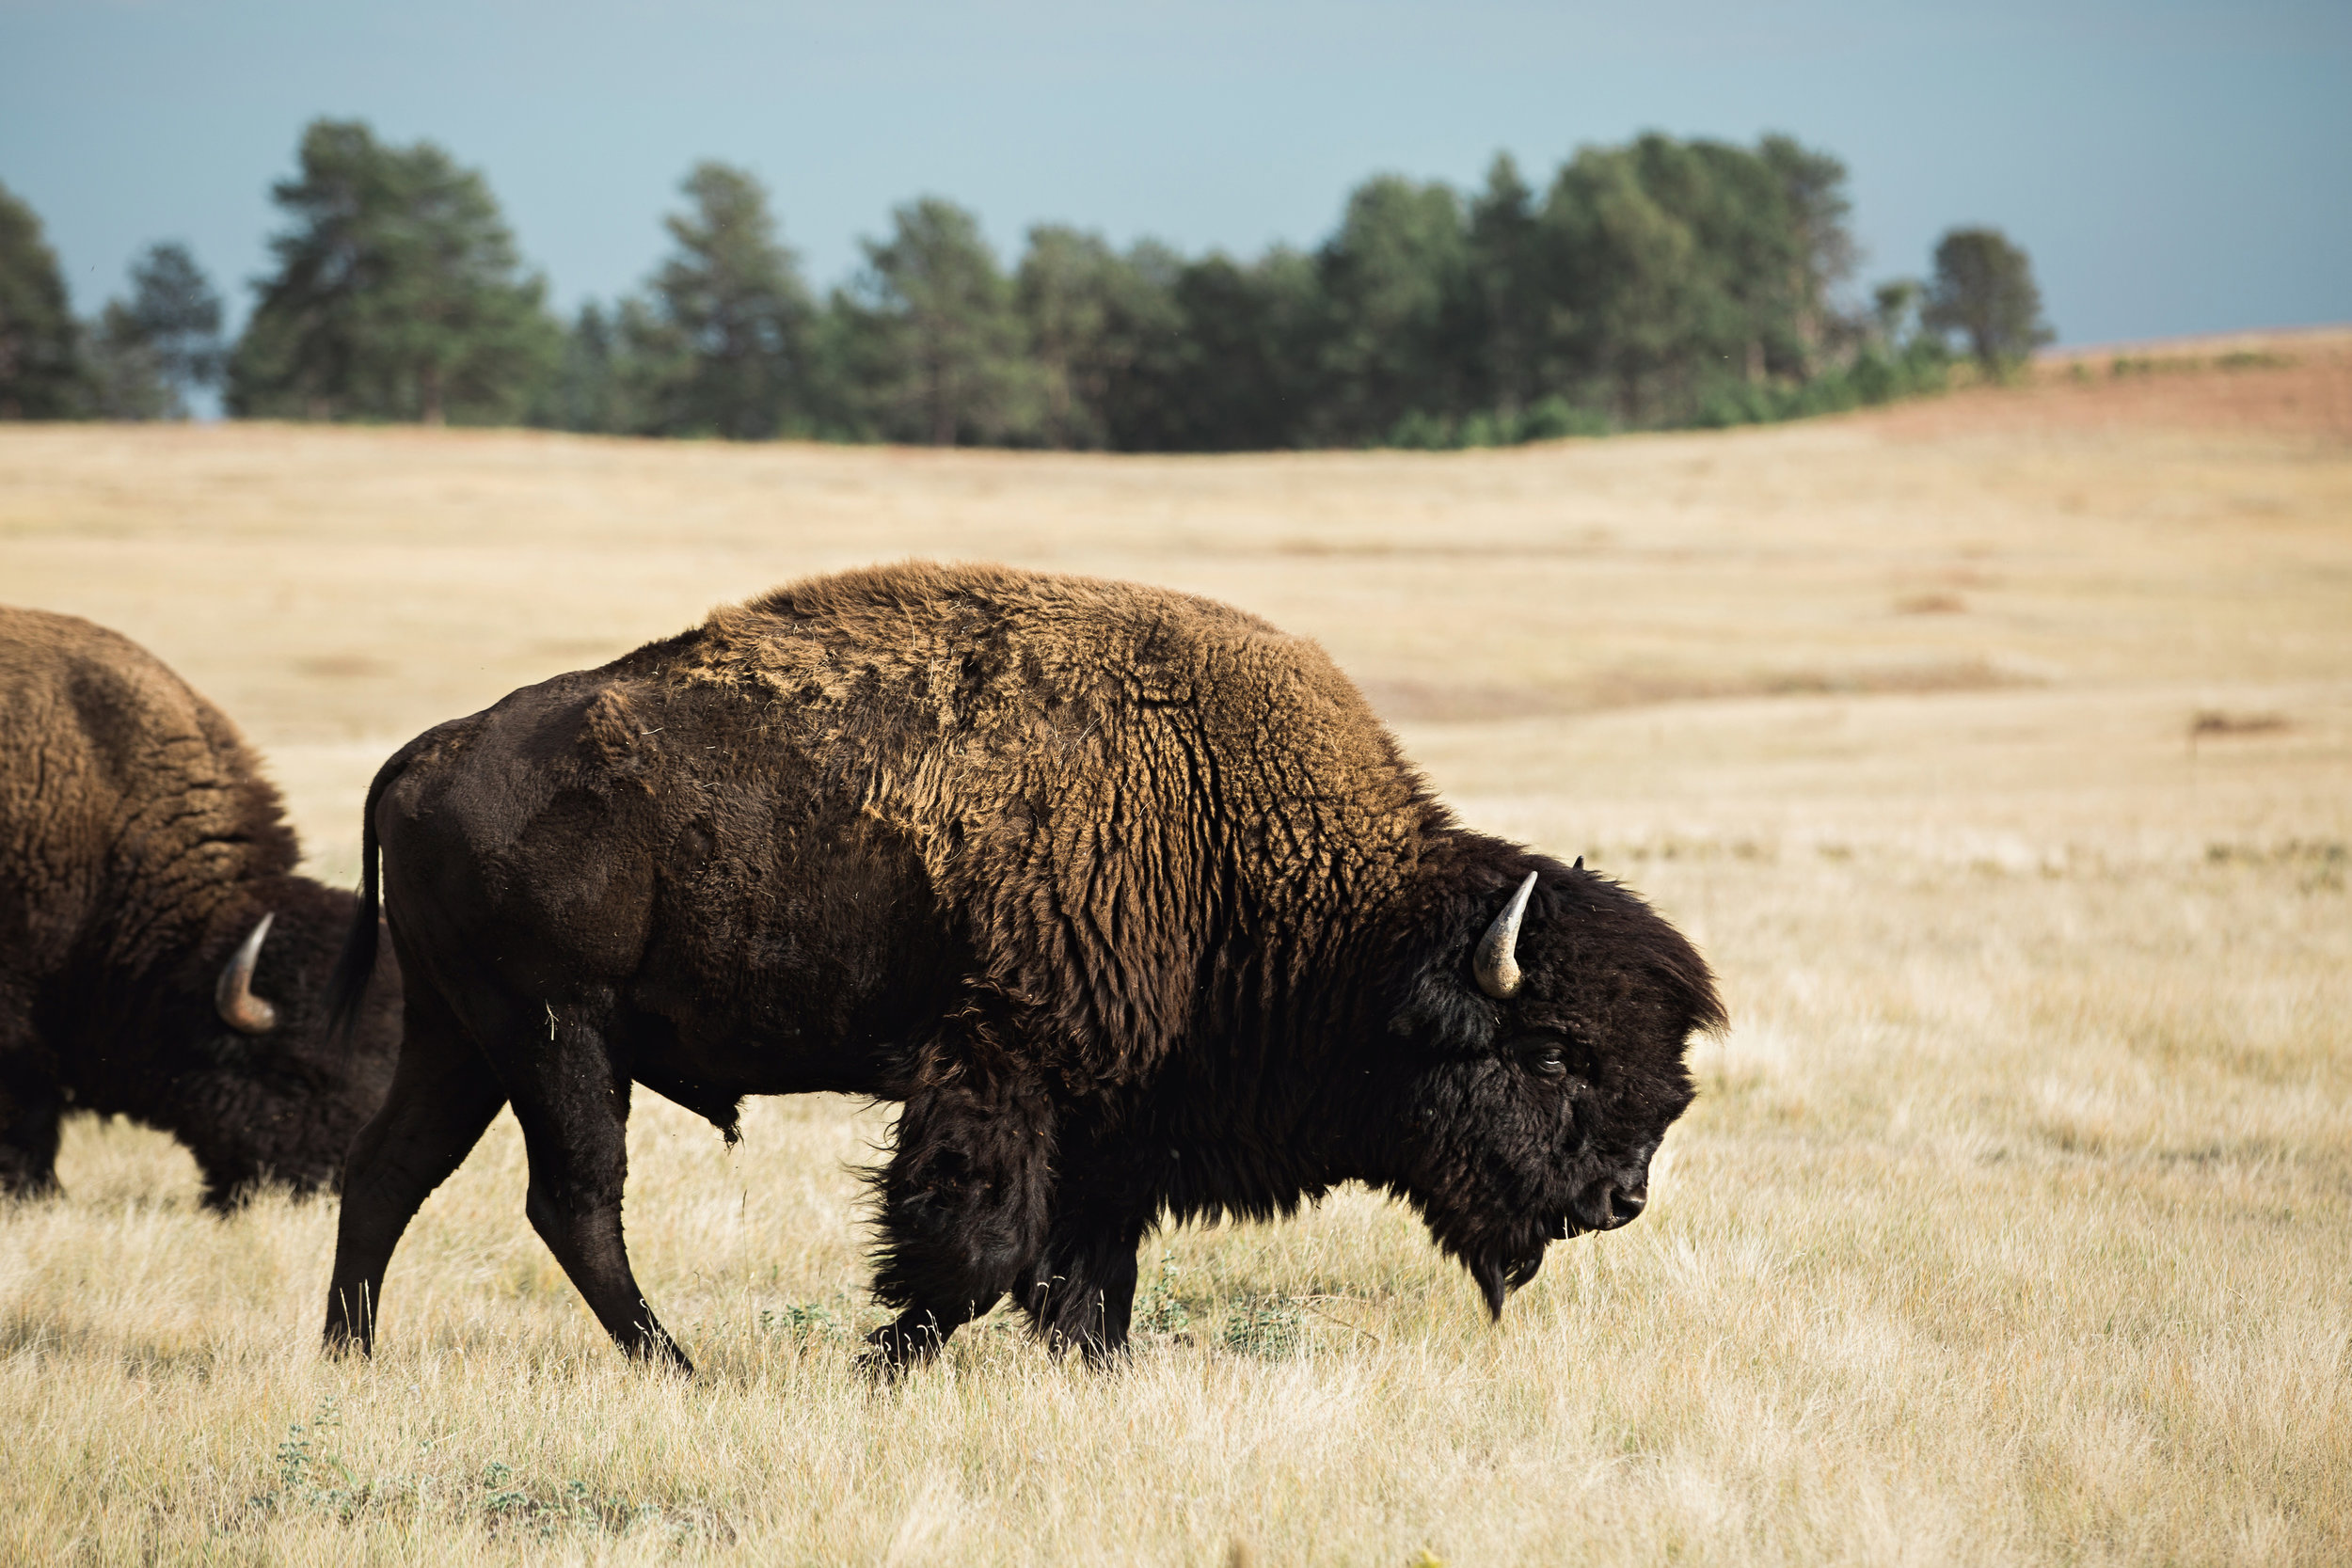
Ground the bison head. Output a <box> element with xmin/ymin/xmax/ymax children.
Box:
<box><xmin>1377</xmin><ymin>859</ymin><xmax>1724</xmax><ymax>1316</ymax></box>
<box><xmin>175</xmin><ymin>879</ymin><xmax>404</xmax><ymax>1205</ymax></box>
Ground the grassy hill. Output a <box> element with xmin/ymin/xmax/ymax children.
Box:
<box><xmin>2</xmin><ymin>331</ymin><xmax>2346</xmax><ymax>1563</ymax></box>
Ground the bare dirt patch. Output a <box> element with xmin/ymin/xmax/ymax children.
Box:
<box><xmin>1858</xmin><ymin>326</ymin><xmax>2352</xmax><ymax>443</ymax></box>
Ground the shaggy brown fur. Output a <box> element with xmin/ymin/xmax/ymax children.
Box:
<box><xmin>0</xmin><ymin>608</ymin><xmax>402</xmax><ymax>1205</ymax></box>
<box><xmin>326</xmin><ymin>562</ymin><xmax>1724</xmax><ymax>1370</ymax></box>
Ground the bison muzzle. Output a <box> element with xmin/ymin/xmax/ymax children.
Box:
<box><xmin>322</xmin><ymin>563</ymin><xmax>1724</xmax><ymax>1370</ymax></box>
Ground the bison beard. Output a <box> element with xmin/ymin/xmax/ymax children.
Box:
<box><xmin>322</xmin><ymin>562</ymin><xmax>1724</xmax><ymax>1371</ymax></box>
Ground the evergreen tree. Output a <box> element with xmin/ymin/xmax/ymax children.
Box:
<box><xmin>1922</xmin><ymin>227</ymin><xmax>2053</xmax><ymax>371</ymax></box>
<box><xmin>1466</xmin><ymin>153</ymin><xmax>1547</xmax><ymax>419</ymax></box>
<box><xmin>1015</xmin><ymin>226</ymin><xmax>1180</xmax><ymax>450</ymax></box>
<box><xmin>533</xmin><ymin>302</ymin><xmax>645</xmax><ymax>435</ymax></box>
<box><xmin>1758</xmin><ymin>135</ymin><xmax>1855</xmax><ymax>362</ymax></box>
<box><xmin>633</xmin><ymin>163</ymin><xmax>812</xmax><ymax>438</ymax></box>
<box><xmin>1872</xmin><ymin>279</ymin><xmax>1923</xmax><ymax>349</ymax></box>
<box><xmin>1527</xmin><ymin>133</ymin><xmax>1860</xmax><ymax>427</ymax></box>
<box><xmin>1543</xmin><ymin>145</ymin><xmax>1707</xmax><ymax>424</ymax></box>
<box><xmin>0</xmin><ymin>181</ymin><xmax>84</xmax><ymax>419</ymax></box>
<box><xmin>1316</xmin><ymin>175</ymin><xmax>1471</xmax><ymax>443</ymax></box>
<box><xmin>847</xmin><ymin>198</ymin><xmax>1031</xmax><ymax>445</ymax></box>
<box><xmin>87</xmin><ymin>242</ymin><xmax>223</xmax><ymax>420</ymax></box>
<box><xmin>1117</xmin><ymin>247</ymin><xmax>1323</xmax><ymax>451</ymax></box>
<box><xmin>229</xmin><ymin>119</ymin><xmax>558</xmax><ymax>424</ymax></box>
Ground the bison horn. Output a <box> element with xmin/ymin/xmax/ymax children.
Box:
<box><xmin>1473</xmin><ymin>872</ymin><xmax>1539</xmax><ymax>1000</ymax></box>
<box><xmin>215</xmin><ymin>912</ymin><xmax>278</xmax><ymax>1034</ymax></box>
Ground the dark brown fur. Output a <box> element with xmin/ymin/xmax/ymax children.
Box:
<box><xmin>0</xmin><ymin>608</ymin><xmax>403</xmax><ymax>1206</ymax></box>
<box><xmin>325</xmin><ymin>563</ymin><xmax>1724</xmax><ymax>1369</ymax></box>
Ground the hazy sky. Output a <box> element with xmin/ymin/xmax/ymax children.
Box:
<box><xmin>4</xmin><ymin>0</ymin><xmax>2346</xmax><ymax>347</ymax></box>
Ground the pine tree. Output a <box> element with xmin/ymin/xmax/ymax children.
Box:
<box><xmin>847</xmin><ymin>198</ymin><xmax>1031</xmax><ymax>446</ymax></box>
<box><xmin>1014</xmin><ymin>227</ymin><xmax>1180</xmax><ymax>450</ymax></box>
<box><xmin>634</xmin><ymin>163</ymin><xmax>813</xmax><ymax>438</ymax></box>
<box><xmin>0</xmin><ymin>181</ymin><xmax>85</xmax><ymax>419</ymax></box>
<box><xmin>1467</xmin><ymin>154</ymin><xmax>1547</xmax><ymax>419</ymax></box>
<box><xmin>229</xmin><ymin>119</ymin><xmax>558</xmax><ymax>424</ymax></box>
<box><xmin>1316</xmin><ymin>176</ymin><xmax>1471</xmax><ymax>443</ymax></box>
<box><xmin>87</xmin><ymin>243</ymin><xmax>224</xmax><ymax>420</ymax></box>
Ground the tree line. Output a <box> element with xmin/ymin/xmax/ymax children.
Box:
<box><xmin>1</xmin><ymin>119</ymin><xmax>2053</xmax><ymax>445</ymax></box>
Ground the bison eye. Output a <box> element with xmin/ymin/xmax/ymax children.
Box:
<box><xmin>1518</xmin><ymin>1037</ymin><xmax>1568</xmax><ymax>1078</ymax></box>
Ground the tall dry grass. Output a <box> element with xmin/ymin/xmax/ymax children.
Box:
<box><xmin>2</xmin><ymin>351</ymin><xmax>2346</xmax><ymax>1562</ymax></box>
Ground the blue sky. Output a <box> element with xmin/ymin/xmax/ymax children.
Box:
<box><xmin>3</xmin><ymin>0</ymin><xmax>2346</xmax><ymax>346</ymax></box>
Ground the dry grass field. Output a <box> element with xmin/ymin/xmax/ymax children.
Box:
<box><xmin>2</xmin><ymin>331</ymin><xmax>2348</xmax><ymax>1564</ymax></box>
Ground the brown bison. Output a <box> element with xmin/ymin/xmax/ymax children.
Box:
<box><xmin>324</xmin><ymin>562</ymin><xmax>1722</xmax><ymax>1370</ymax></box>
<box><xmin>0</xmin><ymin>608</ymin><xmax>403</xmax><ymax>1206</ymax></box>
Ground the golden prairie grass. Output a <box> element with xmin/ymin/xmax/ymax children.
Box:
<box><xmin>1</xmin><ymin>344</ymin><xmax>2347</xmax><ymax>1562</ymax></box>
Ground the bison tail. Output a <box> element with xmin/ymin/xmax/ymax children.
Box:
<box><xmin>326</xmin><ymin>737</ymin><xmax>414</xmax><ymax>1044</ymax></box>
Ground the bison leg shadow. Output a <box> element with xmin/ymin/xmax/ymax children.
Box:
<box><xmin>862</xmin><ymin>1043</ymin><xmax>1057</xmax><ymax>1371</ymax></box>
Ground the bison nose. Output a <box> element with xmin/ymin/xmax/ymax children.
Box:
<box><xmin>1575</xmin><ymin>1174</ymin><xmax>1648</xmax><ymax>1230</ymax></box>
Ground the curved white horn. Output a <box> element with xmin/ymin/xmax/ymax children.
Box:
<box><xmin>1472</xmin><ymin>872</ymin><xmax>1539</xmax><ymax>1000</ymax></box>
<box><xmin>215</xmin><ymin>912</ymin><xmax>278</xmax><ymax>1034</ymax></box>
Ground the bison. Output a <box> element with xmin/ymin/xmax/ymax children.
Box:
<box><xmin>324</xmin><ymin>562</ymin><xmax>1722</xmax><ymax>1370</ymax></box>
<box><xmin>0</xmin><ymin>608</ymin><xmax>403</xmax><ymax>1206</ymax></box>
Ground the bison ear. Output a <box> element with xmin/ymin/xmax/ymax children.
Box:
<box><xmin>1386</xmin><ymin>962</ymin><xmax>1496</xmax><ymax>1056</ymax></box>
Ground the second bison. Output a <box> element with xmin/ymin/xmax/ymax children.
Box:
<box><xmin>325</xmin><ymin>562</ymin><xmax>1724</xmax><ymax>1370</ymax></box>
<box><xmin>1</xmin><ymin>607</ymin><xmax>403</xmax><ymax>1206</ymax></box>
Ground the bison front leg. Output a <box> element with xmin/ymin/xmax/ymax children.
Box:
<box><xmin>864</xmin><ymin>1048</ymin><xmax>1057</xmax><ymax>1370</ymax></box>
<box><xmin>0</xmin><ymin>991</ymin><xmax>61</xmax><ymax>1199</ymax></box>
<box><xmin>1020</xmin><ymin>1177</ymin><xmax>1151</xmax><ymax>1364</ymax></box>
<box><xmin>0</xmin><ymin>1075</ymin><xmax>62</xmax><ymax>1201</ymax></box>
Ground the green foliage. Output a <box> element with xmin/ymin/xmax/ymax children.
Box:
<box><xmin>1519</xmin><ymin>393</ymin><xmax>1611</xmax><ymax>440</ymax></box>
<box><xmin>1015</xmin><ymin>226</ymin><xmax>1182</xmax><ymax>450</ymax></box>
<box><xmin>1133</xmin><ymin>1253</ymin><xmax>1195</xmax><ymax>1337</ymax></box>
<box><xmin>1692</xmin><ymin>338</ymin><xmax>1950</xmax><ymax>428</ymax></box>
<box><xmin>229</xmin><ymin>119</ymin><xmax>559</xmax><ymax>424</ymax></box>
<box><xmin>629</xmin><ymin>163</ymin><xmax>814</xmax><ymax>439</ymax></box>
<box><xmin>758</xmin><ymin>1300</ymin><xmax>848</xmax><ymax>1343</ymax></box>
<box><xmin>0</xmin><ymin>180</ymin><xmax>85</xmax><ymax>419</ymax></box>
<box><xmin>1108</xmin><ymin>246</ymin><xmax>1325</xmax><ymax>451</ymax></box>
<box><xmin>87</xmin><ymin>242</ymin><xmax>223</xmax><ymax>420</ymax></box>
<box><xmin>1466</xmin><ymin>153</ymin><xmax>1548</xmax><ymax>419</ymax></box>
<box><xmin>1219</xmin><ymin>1296</ymin><xmax>1306</xmax><ymax>1358</ymax></box>
<box><xmin>1535</xmin><ymin>133</ymin><xmax>1853</xmax><ymax>426</ymax></box>
<box><xmin>1922</xmin><ymin>227</ymin><xmax>2053</xmax><ymax>372</ymax></box>
<box><xmin>171</xmin><ymin>126</ymin><xmax>1979</xmax><ymax>446</ymax></box>
<box><xmin>250</xmin><ymin>1398</ymin><xmax>711</xmax><ymax>1544</ymax></box>
<box><xmin>1381</xmin><ymin>392</ymin><xmax>1611</xmax><ymax>450</ymax></box>
<box><xmin>1314</xmin><ymin>175</ymin><xmax>1473</xmax><ymax>443</ymax></box>
<box><xmin>840</xmin><ymin>198</ymin><xmax>1032</xmax><ymax>445</ymax></box>
<box><xmin>1873</xmin><ymin>278</ymin><xmax>1924</xmax><ymax>350</ymax></box>
<box><xmin>532</xmin><ymin>303</ymin><xmax>632</xmax><ymax>435</ymax></box>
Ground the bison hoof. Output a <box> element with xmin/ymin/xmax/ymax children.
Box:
<box><xmin>860</xmin><ymin>1313</ymin><xmax>950</xmax><ymax>1377</ymax></box>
